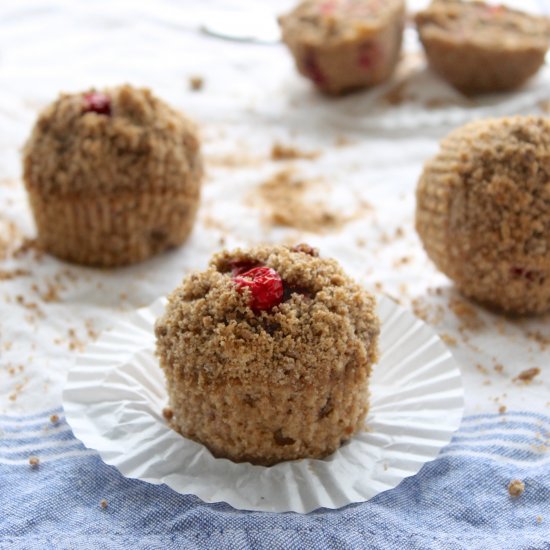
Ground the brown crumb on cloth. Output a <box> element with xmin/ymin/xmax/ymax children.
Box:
<box><xmin>248</xmin><ymin>169</ymin><xmax>360</xmax><ymax>233</ymax></box>
<box><xmin>508</xmin><ymin>479</ymin><xmax>525</xmax><ymax>497</ymax></box>
<box><xmin>271</xmin><ymin>143</ymin><xmax>320</xmax><ymax>161</ymax></box>
<box><xmin>0</xmin><ymin>269</ymin><xmax>31</xmax><ymax>281</ymax></box>
<box><xmin>513</xmin><ymin>368</ymin><xmax>541</xmax><ymax>384</ymax></box>
<box><xmin>100</xmin><ymin>499</ymin><xmax>108</xmax><ymax>509</ymax></box>
<box><xmin>28</xmin><ymin>456</ymin><xmax>40</xmax><ymax>468</ymax></box>
<box><xmin>188</xmin><ymin>76</ymin><xmax>204</xmax><ymax>91</ymax></box>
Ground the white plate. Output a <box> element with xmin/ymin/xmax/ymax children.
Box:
<box><xmin>63</xmin><ymin>295</ymin><xmax>464</xmax><ymax>514</ymax></box>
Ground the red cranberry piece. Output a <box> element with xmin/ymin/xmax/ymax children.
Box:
<box><xmin>319</xmin><ymin>0</ymin><xmax>337</xmax><ymax>15</ymax></box>
<box><xmin>233</xmin><ymin>266</ymin><xmax>284</xmax><ymax>312</ymax></box>
<box><xmin>486</xmin><ymin>5</ymin><xmax>504</xmax><ymax>16</ymax></box>
<box><xmin>510</xmin><ymin>267</ymin><xmax>537</xmax><ymax>282</ymax></box>
<box><xmin>358</xmin><ymin>42</ymin><xmax>379</xmax><ymax>71</ymax></box>
<box><xmin>82</xmin><ymin>92</ymin><xmax>111</xmax><ymax>115</ymax></box>
<box><xmin>303</xmin><ymin>52</ymin><xmax>326</xmax><ymax>86</ymax></box>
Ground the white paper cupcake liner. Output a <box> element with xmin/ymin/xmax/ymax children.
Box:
<box><xmin>63</xmin><ymin>295</ymin><xmax>464</xmax><ymax>513</ymax></box>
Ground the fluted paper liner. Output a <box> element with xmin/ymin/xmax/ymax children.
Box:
<box><xmin>63</xmin><ymin>295</ymin><xmax>464</xmax><ymax>514</ymax></box>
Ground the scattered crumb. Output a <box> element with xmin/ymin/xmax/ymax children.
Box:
<box><xmin>476</xmin><ymin>364</ymin><xmax>489</xmax><ymax>375</ymax></box>
<box><xmin>206</xmin><ymin>152</ymin><xmax>264</xmax><ymax>168</ymax></box>
<box><xmin>526</xmin><ymin>331</ymin><xmax>550</xmax><ymax>351</ymax></box>
<box><xmin>498</xmin><ymin>405</ymin><xmax>507</xmax><ymax>414</ymax></box>
<box><xmin>513</xmin><ymin>368</ymin><xmax>541</xmax><ymax>384</ymax></box>
<box><xmin>494</xmin><ymin>364</ymin><xmax>504</xmax><ymax>374</ymax></box>
<box><xmin>508</xmin><ymin>479</ymin><xmax>525</xmax><ymax>498</ymax></box>
<box><xmin>270</xmin><ymin>143</ymin><xmax>320</xmax><ymax>161</ymax></box>
<box><xmin>162</xmin><ymin>407</ymin><xmax>174</xmax><ymax>421</ymax></box>
<box><xmin>100</xmin><ymin>498</ymin><xmax>108</xmax><ymax>509</ymax></box>
<box><xmin>440</xmin><ymin>333</ymin><xmax>457</xmax><ymax>347</ymax></box>
<box><xmin>383</xmin><ymin>80</ymin><xmax>410</xmax><ymax>106</ymax></box>
<box><xmin>334</xmin><ymin>135</ymin><xmax>353</xmax><ymax>147</ymax></box>
<box><xmin>29</xmin><ymin>456</ymin><xmax>40</xmax><ymax>468</ymax></box>
<box><xmin>536</xmin><ymin>515</ymin><xmax>543</xmax><ymax>524</ymax></box>
<box><xmin>13</xmin><ymin>237</ymin><xmax>41</xmax><ymax>259</ymax></box>
<box><xmin>248</xmin><ymin>169</ymin><xmax>361</xmax><ymax>233</ymax></box>
<box><xmin>188</xmin><ymin>75</ymin><xmax>204</xmax><ymax>91</ymax></box>
<box><xmin>449</xmin><ymin>298</ymin><xmax>484</xmax><ymax>330</ymax></box>
<box><xmin>67</xmin><ymin>329</ymin><xmax>85</xmax><ymax>352</ymax></box>
<box><xmin>49</xmin><ymin>414</ymin><xmax>59</xmax><ymax>424</ymax></box>
<box><xmin>85</xmin><ymin>319</ymin><xmax>99</xmax><ymax>341</ymax></box>
<box><xmin>0</xmin><ymin>269</ymin><xmax>31</xmax><ymax>281</ymax></box>
<box><xmin>411</xmin><ymin>297</ymin><xmax>445</xmax><ymax>326</ymax></box>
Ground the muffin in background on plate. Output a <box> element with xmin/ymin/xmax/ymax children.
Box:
<box><xmin>279</xmin><ymin>0</ymin><xmax>405</xmax><ymax>95</ymax></box>
<box><xmin>155</xmin><ymin>244</ymin><xmax>380</xmax><ymax>466</ymax></box>
<box><xmin>415</xmin><ymin>0</ymin><xmax>550</xmax><ymax>95</ymax></box>
<box><xmin>416</xmin><ymin>116</ymin><xmax>550</xmax><ymax>315</ymax></box>
<box><xmin>23</xmin><ymin>84</ymin><xmax>203</xmax><ymax>267</ymax></box>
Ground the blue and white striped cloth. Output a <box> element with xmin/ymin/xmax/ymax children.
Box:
<box><xmin>1</xmin><ymin>409</ymin><xmax>548</xmax><ymax>549</ymax></box>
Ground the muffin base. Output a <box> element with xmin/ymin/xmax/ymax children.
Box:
<box><xmin>166</xmin><ymin>359</ymin><xmax>370</xmax><ymax>466</ymax></box>
<box><xmin>421</xmin><ymin>39</ymin><xmax>547</xmax><ymax>95</ymax></box>
<box><xmin>28</xmin><ymin>189</ymin><xmax>199</xmax><ymax>267</ymax></box>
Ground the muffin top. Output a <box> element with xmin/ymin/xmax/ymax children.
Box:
<box><xmin>423</xmin><ymin>116</ymin><xmax>550</xmax><ymax>266</ymax></box>
<box><xmin>416</xmin><ymin>0</ymin><xmax>550</xmax><ymax>50</ymax></box>
<box><xmin>279</xmin><ymin>0</ymin><xmax>404</xmax><ymax>47</ymax></box>
<box><xmin>155</xmin><ymin>244</ymin><xmax>379</xmax><ymax>390</ymax></box>
<box><xmin>23</xmin><ymin>84</ymin><xmax>202</xmax><ymax>196</ymax></box>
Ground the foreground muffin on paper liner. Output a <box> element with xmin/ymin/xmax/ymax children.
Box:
<box><xmin>415</xmin><ymin>0</ymin><xmax>550</xmax><ymax>95</ymax></box>
<box><xmin>155</xmin><ymin>244</ymin><xmax>380</xmax><ymax>466</ymax></box>
<box><xmin>416</xmin><ymin>116</ymin><xmax>550</xmax><ymax>315</ymax></box>
<box><xmin>279</xmin><ymin>0</ymin><xmax>405</xmax><ymax>95</ymax></box>
<box><xmin>23</xmin><ymin>84</ymin><xmax>202</xmax><ymax>267</ymax></box>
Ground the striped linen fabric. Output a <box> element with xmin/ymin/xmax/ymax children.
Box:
<box><xmin>1</xmin><ymin>409</ymin><xmax>548</xmax><ymax>549</ymax></box>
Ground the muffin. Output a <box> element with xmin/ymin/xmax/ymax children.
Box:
<box><xmin>155</xmin><ymin>244</ymin><xmax>379</xmax><ymax>466</ymax></box>
<box><xmin>23</xmin><ymin>85</ymin><xmax>202</xmax><ymax>267</ymax></box>
<box><xmin>416</xmin><ymin>116</ymin><xmax>550</xmax><ymax>315</ymax></box>
<box><xmin>279</xmin><ymin>0</ymin><xmax>405</xmax><ymax>95</ymax></box>
<box><xmin>415</xmin><ymin>0</ymin><xmax>550</xmax><ymax>95</ymax></box>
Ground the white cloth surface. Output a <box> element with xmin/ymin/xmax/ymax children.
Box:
<box><xmin>0</xmin><ymin>0</ymin><xmax>549</xmax><ymax>423</ymax></box>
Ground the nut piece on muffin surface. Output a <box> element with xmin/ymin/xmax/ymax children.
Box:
<box><xmin>279</xmin><ymin>0</ymin><xmax>405</xmax><ymax>95</ymax></box>
<box><xmin>23</xmin><ymin>84</ymin><xmax>203</xmax><ymax>267</ymax></box>
<box><xmin>155</xmin><ymin>244</ymin><xmax>380</xmax><ymax>466</ymax></box>
<box><xmin>416</xmin><ymin>116</ymin><xmax>550</xmax><ymax>315</ymax></box>
<box><xmin>415</xmin><ymin>0</ymin><xmax>550</xmax><ymax>95</ymax></box>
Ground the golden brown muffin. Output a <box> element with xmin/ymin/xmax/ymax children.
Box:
<box><xmin>415</xmin><ymin>0</ymin><xmax>550</xmax><ymax>95</ymax></box>
<box><xmin>416</xmin><ymin>116</ymin><xmax>550</xmax><ymax>315</ymax></box>
<box><xmin>279</xmin><ymin>0</ymin><xmax>405</xmax><ymax>95</ymax></box>
<box><xmin>23</xmin><ymin>85</ymin><xmax>202</xmax><ymax>267</ymax></box>
<box><xmin>155</xmin><ymin>244</ymin><xmax>379</xmax><ymax>466</ymax></box>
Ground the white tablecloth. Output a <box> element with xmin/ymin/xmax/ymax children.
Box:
<box><xmin>0</xmin><ymin>0</ymin><xmax>548</xmax><ymax>422</ymax></box>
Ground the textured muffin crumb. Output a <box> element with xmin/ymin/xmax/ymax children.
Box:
<box><xmin>155</xmin><ymin>244</ymin><xmax>379</xmax><ymax>465</ymax></box>
<box><xmin>416</xmin><ymin>116</ymin><xmax>550</xmax><ymax>315</ymax></box>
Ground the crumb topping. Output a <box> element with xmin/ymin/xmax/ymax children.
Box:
<box><xmin>279</xmin><ymin>0</ymin><xmax>404</xmax><ymax>46</ymax></box>
<box><xmin>416</xmin><ymin>116</ymin><xmax>550</xmax><ymax>315</ymax></box>
<box><xmin>416</xmin><ymin>0</ymin><xmax>550</xmax><ymax>50</ymax></box>
<box><xmin>23</xmin><ymin>84</ymin><xmax>202</xmax><ymax>196</ymax></box>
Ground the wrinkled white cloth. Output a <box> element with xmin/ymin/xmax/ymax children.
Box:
<box><xmin>0</xmin><ymin>0</ymin><xmax>549</xmax><ymax>422</ymax></box>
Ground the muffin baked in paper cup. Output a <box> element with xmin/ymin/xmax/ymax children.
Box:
<box><xmin>63</xmin><ymin>295</ymin><xmax>464</xmax><ymax>514</ymax></box>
